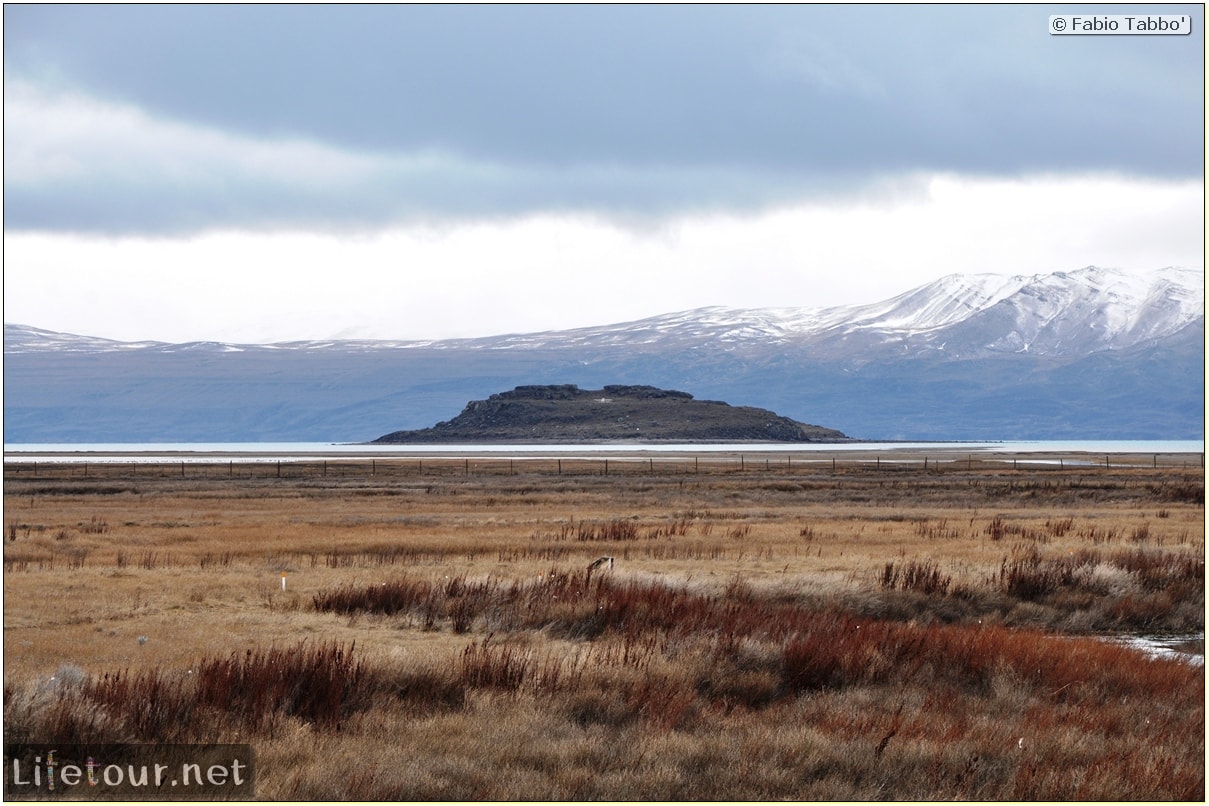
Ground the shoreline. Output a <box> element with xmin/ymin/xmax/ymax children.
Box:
<box><xmin>3</xmin><ymin>443</ymin><xmax>1204</xmax><ymax>467</ymax></box>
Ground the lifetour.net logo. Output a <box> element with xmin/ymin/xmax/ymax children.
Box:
<box><xmin>4</xmin><ymin>744</ymin><xmax>254</xmax><ymax>798</ymax></box>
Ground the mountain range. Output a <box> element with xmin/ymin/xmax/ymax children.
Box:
<box><xmin>4</xmin><ymin>266</ymin><xmax>1203</xmax><ymax>442</ymax></box>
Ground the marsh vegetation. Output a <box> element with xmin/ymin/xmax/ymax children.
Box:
<box><xmin>4</xmin><ymin>456</ymin><xmax>1203</xmax><ymax>799</ymax></box>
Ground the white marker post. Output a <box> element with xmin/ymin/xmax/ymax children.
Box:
<box><xmin>281</xmin><ymin>572</ymin><xmax>287</xmax><ymax>591</ymax></box>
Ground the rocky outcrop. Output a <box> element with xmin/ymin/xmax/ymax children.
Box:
<box><xmin>372</xmin><ymin>385</ymin><xmax>848</xmax><ymax>443</ymax></box>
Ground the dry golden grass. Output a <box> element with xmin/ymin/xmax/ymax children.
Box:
<box><xmin>4</xmin><ymin>456</ymin><xmax>1204</xmax><ymax>799</ymax></box>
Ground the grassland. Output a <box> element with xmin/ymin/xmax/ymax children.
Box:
<box><xmin>3</xmin><ymin>454</ymin><xmax>1204</xmax><ymax>800</ymax></box>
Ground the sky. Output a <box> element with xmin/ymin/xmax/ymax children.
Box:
<box><xmin>3</xmin><ymin>3</ymin><xmax>1204</xmax><ymax>343</ymax></box>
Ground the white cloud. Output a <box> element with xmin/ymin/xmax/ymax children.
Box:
<box><xmin>3</xmin><ymin>81</ymin><xmax>387</xmax><ymax>188</ymax></box>
<box><xmin>5</xmin><ymin>173</ymin><xmax>1201</xmax><ymax>343</ymax></box>
<box><xmin>4</xmin><ymin>80</ymin><xmax>828</xmax><ymax>232</ymax></box>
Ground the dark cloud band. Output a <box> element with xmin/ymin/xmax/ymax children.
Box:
<box><xmin>5</xmin><ymin>4</ymin><xmax>1203</xmax><ymax>234</ymax></box>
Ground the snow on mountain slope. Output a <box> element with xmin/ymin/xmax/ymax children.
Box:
<box><xmin>3</xmin><ymin>324</ymin><xmax>169</xmax><ymax>353</ymax></box>
<box><xmin>1</xmin><ymin>324</ymin><xmax>433</xmax><ymax>354</ymax></box>
<box><xmin>5</xmin><ymin>266</ymin><xmax>1202</xmax><ymax>358</ymax></box>
<box><xmin>461</xmin><ymin>265</ymin><xmax>1203</xmax><ymax>357</ymax></box>
<box><xmin>951</xmin><ymin>266</ymin><xmax>1205</xmax><ymax>356</ymax></box>
<box><xmin>788</xmin><ymin>272</ymin><xmax>1031</xmax><ymax>334</ymax></box>
<box><xmin>751</xmin><ymin>265</ymin><xmax>1201</xmax><ymax>354</ymax></box>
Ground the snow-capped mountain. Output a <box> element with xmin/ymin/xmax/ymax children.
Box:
<box><xmin>470</xmin><ymin>271</ymin><xmax>1034</xmax><ymax>350</ymax></box>
<box><xmin>7</xmin><ymin>265</ymin><xmax>1201</xmax><ymax>358</ymax></box>
<box><xmin>3</xmin><ymin>324</ymin><xmax>170</xmax><ymax>353</ymax></box>
<box><xmin>4</xmin><ymin>266</ymin><xmax>1204</xmax><ymax>442</ymax></box>
<box><xmin>461</xmin><ymin>265</ymin><xmax>1202</xmax><ymax>357</ymax></box>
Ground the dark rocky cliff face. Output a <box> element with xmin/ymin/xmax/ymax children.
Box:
<box><xmin>372</xmin><ymin>385</ymin><xmax>849</xmax><ymax>444</ymax></box>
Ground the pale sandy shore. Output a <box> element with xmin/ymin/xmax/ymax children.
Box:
<box><xmin>3</xmin><ymin>443</ymin><xmax>1204</xmax><ymax>468</ymax></box>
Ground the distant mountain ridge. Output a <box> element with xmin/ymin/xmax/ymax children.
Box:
<box><xmin>372</xmin><ymin>384</ymin><xmax>849</xmax><ymax>444</ymax></box>
<box><xmin>4</xmin><ymin>266</ymin><xmax>1203</xmax><ymax>442</ymax></box>
<box><xmin>7</xmin><ymin>266</ymin><xmax>1201</xmax><ymax>358</ymax></box>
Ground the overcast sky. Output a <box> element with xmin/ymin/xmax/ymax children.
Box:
<box><xmin>4</xmin><ymin>4</ymin><xmax>1204</xmax><ymax>343</ymax></box>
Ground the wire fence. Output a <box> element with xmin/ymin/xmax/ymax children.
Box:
<box><xmin>4</xmin><ymin>451</ymin><xmax>1204</xmax><ymax>482</ymax></box>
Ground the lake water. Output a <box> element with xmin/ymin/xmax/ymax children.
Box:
<box><xmin>1105</xmin><ymin>633</ymin><xmax>1205</xmax><ymax>666</ymax></box>
<box><xmin>3</xmin><ymin>440</ymin><xmax>1204</xmax><ymax>463</ymax></box>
